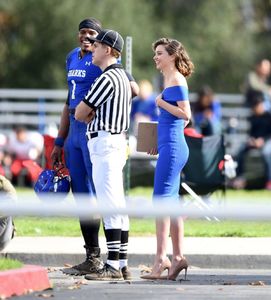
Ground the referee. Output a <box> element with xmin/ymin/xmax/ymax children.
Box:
<box><xmin>75</xmin><ymin>29</ymin><xmax>132</xmax><ymax>280</ymax></box>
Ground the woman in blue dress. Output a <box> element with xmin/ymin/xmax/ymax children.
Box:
<box><xmin>141</xmin><ymin>38</ymin><xmax>194</xmax><ymax>280</ymax></box>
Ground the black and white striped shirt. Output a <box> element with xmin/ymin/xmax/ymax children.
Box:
<box><xmin>83</xmin><ymin>64</ymin><xmax>132</xmax><ymax>133</ymax></box>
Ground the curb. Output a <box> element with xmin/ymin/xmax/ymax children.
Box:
<box><xmin>3</xmin><ymin>253</ymin><xmax>271</xmax><ymax>269</ymax></box>
<box><xmin>0</xmin><ymin>265</ymin><xmax>51</xmax><ymax>298</ymax></box>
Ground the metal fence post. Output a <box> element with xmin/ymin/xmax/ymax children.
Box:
<box><xmin>124</xmin><ymin>36</ymin><xmax>133</xmax><ymax>195</ymax></box>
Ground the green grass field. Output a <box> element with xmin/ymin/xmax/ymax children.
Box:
<box><xmin>0</xmin><ymin>258</ymin><xmax>23</xmax><ymax>271</ymax></box>
<box><xmin>12</xmin><ymin>187</ymin><xmax>271</xmax><ymax>237</ymax></box>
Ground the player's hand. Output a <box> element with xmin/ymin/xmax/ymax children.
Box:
<box><xmin>147</xmin><ymin>147</ymin><xmax>158</xmax><ymax>155</ymax></box>
<box><xmin>51</xmin><ymin>146</ymin><xmax>63</xmax><ymax>167</ymax></box>
<box><xmin>84</xmin><ymin>110</ymin><xmax>96</xmax><ymax>124</ymax></box>
<box><xmin>155</xmin><ymin>94</ymin><xmax>162</xmax><ymax>107</ymax></box>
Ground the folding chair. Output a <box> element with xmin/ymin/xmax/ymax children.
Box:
<box><xmin>42</xmin><ymin>135</ymin><xmax>65</xmax><ymax>169</ymax></box>
<box><xmin>42</xmin><ymin>135</ymin><xmax>56</xmax><ymax>169</ymax></box>
<box><xmin>179</xmin><ymin>134</ymin><xmax>226</xmax><ymax>221</ymax></box>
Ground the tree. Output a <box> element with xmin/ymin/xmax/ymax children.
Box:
<box><xmin>0</xmin><ymin>0</ymin><xmax>270</xmax><ymax>92</ymax></box>
<box><xmin>150</xmin><ymin>0</ymin><xmax>257</xmax><ymax>92</ymax></box>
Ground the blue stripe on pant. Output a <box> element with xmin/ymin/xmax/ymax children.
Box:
<box><xmin>64</xmin><ymin>116</ymin><xmax>99</xmax><ymax>249</ymax></box>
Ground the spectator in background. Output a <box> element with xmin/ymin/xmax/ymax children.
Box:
<box><xmin>0</xmin><ymin>133</ymin><xmax>12</xmax><ymax>180</ymax></box>
<box><xmin>192</xmin><ymin>86</ymin><xmax>222</xmax><ymax>136</ymax></box>
<box><xmin>130</xmin><ymin>79</ymin><xmax>159</xmax><ymax>136</ymax></box>
<box><xmin>244</xmin><ymin>58</ymin><xmax>271</xmax><ymax>110</ymax></box>
<box><xmin>0</xmin><ymin>151</ymin><xmax>13</xmax><ymax>181</ymax></box>
<box><xmin>0</xmin><ymin>133</ymin><xmax>7</xmax><ymax>177</ymax></box>
<box><xmin>7</xmin><ymin>127</ymin><xmax>43</xmax><ymax>185</ymax></box>
<box><xmin>233</xmin><ymin>91</ymin><xmax>271</xmax><ymax>190</ymax></box>
<box><xmin>0</xmin><ymin>133</ymin><xmax>7</xmax><ymax>150</ymax></box>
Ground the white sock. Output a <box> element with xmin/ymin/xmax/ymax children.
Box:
<box><xmin>107</xmin><ymin>259</ymin><xmax>119</xmax><ymax>270</ymax></box>
<box><xmin>119</xmin><ymin>259</ymin><xmax>128</xmax><ymax>269</ymax></box>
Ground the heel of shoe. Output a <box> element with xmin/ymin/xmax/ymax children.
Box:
<box><xmin>168</xmin><ymin>258</ymin><xmax>189</xmax><ymax>281</ymax></box>
<box><xmin>184</xmin><ymin>267</ymin><xmax>188</xmax><ymax>280</ymax></box>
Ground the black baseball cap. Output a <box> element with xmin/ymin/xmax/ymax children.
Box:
<box><xmin>94</xmin><ymin>29</ymin><xmax>124</xmax><ymax>53</ymax></box>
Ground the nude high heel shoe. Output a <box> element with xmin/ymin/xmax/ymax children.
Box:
<box><xmin>140</xmin><ymin>257</ymin><xmax>171</xmax><ymax>280</ymax></box>
<box><xmin>167</xmin><ymin>257</ymin><xmax>188</xmax><ymax>281</ymax></box>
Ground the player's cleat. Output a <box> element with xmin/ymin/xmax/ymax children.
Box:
<box><xmin>62</xmin><ymin>246</ymin><xmax>103</xmax><ymax>276</ymax></box>
<box><xmin>121</xmin><ymin>266</ymin><xmax>132</xmax><ymax>280</ymax></box>
<box><xmin>84</xmin><ymin>263</ymin><xmax>123</xmax><ymax>281</ymax></box>
<box><xmin>62</xmin><ymin>256</ymin><xmax>103</xmax><ymax>276</ymax></box>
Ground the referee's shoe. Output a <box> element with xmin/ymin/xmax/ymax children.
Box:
<box><xmin>85</xmin><ymin>263</ymin><xmax>122</xmax><ymax>281</ymax></box>
<box><xmin>121</xmin><ymin>266</ymin><xmax>132</xmax><ymax>280</ymax></box>
<box><xmin>84</xmin><ymin>265</ymin><xmax>132</xmax><ymax>281</ymax></box>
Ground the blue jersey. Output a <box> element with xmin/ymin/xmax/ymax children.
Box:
<box><xmin>66</xmin><ymin>47</ymin><xmax>102</xmax><ymax>109</ymax></box>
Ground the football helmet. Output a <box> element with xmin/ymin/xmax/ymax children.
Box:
<box><xmin>34</xmin><ymin>163</ymin><xmax>70</xmax><ymax>200</ymax></box>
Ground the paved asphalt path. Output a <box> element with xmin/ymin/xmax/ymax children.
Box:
<box><xmin>14</xmin><ymin>267</ymin><xmax>271</xmax><ymax>300</ymax></box>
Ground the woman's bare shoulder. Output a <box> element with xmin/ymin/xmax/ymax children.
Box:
<box><xmin>172</xmin><ymin>73</ymin><xmax>188</xmax><ymax>87</ymax></box>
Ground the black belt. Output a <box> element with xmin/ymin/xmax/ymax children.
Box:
<box><xmin>87</xmin><ymin>131</ymin><xmax>121</xmax><ymax>140</ymax></box>
<box><xmin>69</xmin><ymin>108</ymin><xmax>76</xmax><ymax>115</ymax></box>
<box><xmin>90</xmin><ymin>132</ymin><xmax>98</xmax><ymax>139</ymax></box>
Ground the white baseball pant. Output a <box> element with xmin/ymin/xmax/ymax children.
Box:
<box><xmin>87</xmin><ymin>131</ymin><xmax>129</xmax><ymax>230</ymax></box>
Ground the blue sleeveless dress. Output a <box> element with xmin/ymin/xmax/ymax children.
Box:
<box><xmin>153</xmin><ymin>86</ymin><xmax>189</xmax><ymax>202</ymax></box>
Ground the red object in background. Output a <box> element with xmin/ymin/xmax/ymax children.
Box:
<box><xmin>218</xmin><ymin>160</ymin><xmax>225</xmax><ymax>171</ymax></box>
<box><xmin>43</xmin><ymin>135</ymin><xmax>65</xmax><ymax>169</ymax></box>
<box><xmin>11</xmin><ymin>159</ymin><xmax>43</xmax><ymax>183</ymax></box>
<box><xmin>0</xmin><ymin>265</ymin><xmax>51</xmax><ymax>298</ymax></box>
<box><xmin>184</xmin><ymin>128</ymin><xmax>203</xmax><ymax>138</ymax></box>
<box><xmin>22</xmin><ymin>160</ymin><xmax>43</xmax><ymax>180</ymax></box>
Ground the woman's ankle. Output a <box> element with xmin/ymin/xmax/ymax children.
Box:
<box><xmin>172</xmin><ymin>255</ymin><xmax>184</xmax><ymax>262</ymax></box>
<box><xmin>154</xmin><ymin>255</ymin><xmax>168</xmax><ymax>264</ymax></box>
